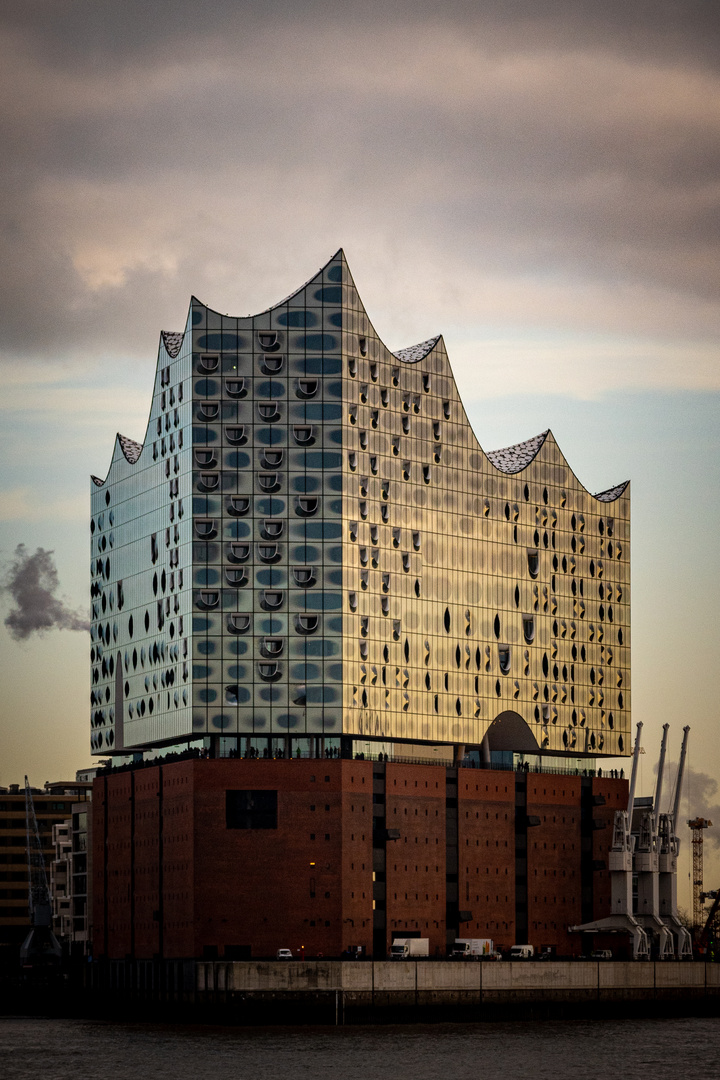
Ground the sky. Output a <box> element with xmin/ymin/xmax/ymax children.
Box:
<box><xmin>0</xmin><ymin>1</ymin><xmax>718</xmax><ymax>908</ymax></box>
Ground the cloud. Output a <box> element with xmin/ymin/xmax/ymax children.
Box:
<box><xmin>1</xmin><ymin>544</ymin><xmax>90</xmax><ymax>639</ymax></box>
<box><xmin>0</xmin><ymin>1</ymin><xmax>718</xmax><ymax>393</ymax></box>
<box><xmin>686</xmin><ymin>767</ymin><xmax>720</xmax><ymax>852</ymax></box>
<box><xmin>0</xmin><ymin>488</ymin><xmax>87</xmax><ymax>523</ymax></box>
<box><xmin>450</xmin><ymin>336</ymin><xmax>720</xmax><ymax>402</ymax></box>
<box><xmin>656</xmin><ymin>761</ymin><xmax>720</xmax><ymax>852</ymax></box>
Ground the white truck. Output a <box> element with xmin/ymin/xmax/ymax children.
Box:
<box><xmin>509</xmin><ymin>944</ymin><xmax>534</xmax><ymax>960</ymax></box>
<box><xmin>451</xmin><ymin>938</ymin><xmax>494</xmax><ymax>959</ymax></box>
<box><xmin>390</xmin><ymin>938</ymin><xmax>430</xmax><ymax>959</ymax></box>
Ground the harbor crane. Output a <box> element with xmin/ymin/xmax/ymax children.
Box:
<box><xmin>634</xmin><ymin>724</ymin><xmax>674</xmax><ymax>958</ymax></box>
<box><xmin>19</xmin><ymin>776</ymin><xmax>62</xmax><ymax>966</ymax></box>
<box><xmin>570</xmin><ymin>722</ymin><xmax>692</xmax><ymax>959</ymax></box>
<box><xmin>570</xmin><ymin>721</ymin><xmax>649</xmax><ymax>959</ymax></box>
<box><xmin>657</xmin><ymin>726</ymin><xmax>693</xmax><ymax>957</ymax></box>
<box><xmin>697</xmin><ymin>890</ymin><xmax>720</xmax><ymax>955</ymax></box>
<box><xmin>688</xmin><ymin>816</ymin><xmax>713</xmax><ymax>931</ymax></box>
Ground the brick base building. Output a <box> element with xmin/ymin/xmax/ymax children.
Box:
<box><xmin>92</xmin><ymin>757</ymin><xmax>627</xmax><ymax>961</ymax></box>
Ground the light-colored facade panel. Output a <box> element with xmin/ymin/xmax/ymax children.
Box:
<box><xmin>91</xmin><ymin>251</ymin><xmax>630</xmax><ymax>760</ymax></box>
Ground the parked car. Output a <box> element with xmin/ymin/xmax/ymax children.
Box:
<box><xmin>276</xmin><ymin>948</ymin><xmax>293</xmax><ymax>960</ymax></box>
<box><xmin>591</xmin><ymin>949</ymin><xmax>613</xmax><ymax>960</ymax></box>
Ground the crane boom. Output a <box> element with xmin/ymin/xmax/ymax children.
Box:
<box><xmin>24</xmin><ymin>776</ymin><xmax>51</xmax><ymax>927</ymax></box>
<box><xmin>654</xmin><ymin>724</ymin><xmax>669</xmax><ymax>832</ymax></box>
<box><xmin>671</xmin><ymin>726</ymin><xmax>690</xmax><ymax>827</ymax></box>
<box><xmin>627</xmin><ymin>721</ymin><xmax>643</xmax><ymax>818</ymax></box>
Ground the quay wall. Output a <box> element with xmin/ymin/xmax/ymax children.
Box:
<box><xmin>4</xmin><ymin>961</ymin><xmax>718</xmax><ymax>1023</ymax></box>
<box><xmin>197</xmin><ymin>958</ymin><xmax>718</xmax><ymax>995</ymax></box>
<box><xmin>186</xmin><ymin>960</ymin><xmax>720</xmax><ymax>1020</ymax></box>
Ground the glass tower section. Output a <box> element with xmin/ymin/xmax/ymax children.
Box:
<box><xmin>91</xmin><ymin>251</ymin><xmax>631</xmax><ymax>760</ymax></box>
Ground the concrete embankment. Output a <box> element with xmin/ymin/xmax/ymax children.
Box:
<box><xmin>193</xmin><ymin>960</ymin><xmax>720</xmax><ymax>1021</ymax></box>
<box><xmin>3</xmin><ymin>961</ymin><xmax>719</xmax><ymax>1023</ymax></box>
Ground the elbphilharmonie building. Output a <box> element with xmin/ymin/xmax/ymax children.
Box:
<box><xmin>91</xmin><ymin>250</ymin><xmax>630</xmax><ymax>765</ymax></box>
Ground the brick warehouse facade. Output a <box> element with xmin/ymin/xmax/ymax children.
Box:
<box><xmin>93</xmin><ymin>758</ymin><xmax>627</xmax><ymax>960</ymax></box>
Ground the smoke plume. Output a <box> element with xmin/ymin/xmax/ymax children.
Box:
<box><xmin>686</xmin><ymin>768</ymin><xmax>720</xmax><ymax>852</ymax></box>
<box><xmin>1</xmin><ymin>544</ymin><xmax>90</xmax><ymax>640</ymax></box>
<box><xmin>660</xmin><ymin>761</ymin><xmax>720</xmax><ymax>851</ymax></box>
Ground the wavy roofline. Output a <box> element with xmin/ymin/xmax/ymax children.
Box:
<box><xmin>393</xmin><ymin>336</ymin><xmax>442</xmax><ymax>364</ymax></box>
<box><xmin>438</xmin><ymin>350</ymin><xmax>627</xmax><ymax>505</ymax></box>
<box><xmin>91</xmin><ymin>432</ymin><xmax>145</xmax><ymax>488</ymax></box>
<box><xmin>594</xmin><ymin>481</ymin><xmax>630</xmax><ymax>503</ymax></box>
<box><xmin>190</xmin><ymin>248</ymin><xmax>345</xmax><ymax>321</ymax></box>
<box><xmin>483</xmin><ymin>425</ymin><xmax>629</xmax><ymax>504</ymax></box>
<box><xmin>92</xmin><ymin>251</ymin><xmax>631</xmax><ymax>508</ymax></box>
<box><xmin>486</xmin><ymin>430</ymin><xmax>549</xmax><ymax>474</ymax></box>
<box><xmin>260</xmin><ymin>247</ymin><xmax>345</xmax><ymax>313</ymax></box>
<box><xmin>161</xmin><ymin>330</ymin><xmax>184</xmax><ymax>358</ymax></box>
<box><xmin>118</xmin><ymin>433</ymin><xmax>143</xmax><ymax>464</ymax></box>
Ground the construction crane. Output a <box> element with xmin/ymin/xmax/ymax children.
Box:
<box><xmin>570</xmin><ymin>723</ymin><xmax>692</xmax><ymax>959</ymax></box>
<box><xmin>698</xmin><ymin>891</ymin><xmax>720</xmax><ymax>957</ymax></box>
<box><xmin>688</xmin><ymin>817</ymin><xmax>713</xmax><ymax>931</ymax></box>
<box><xmin>569</xmin><ymin>720</ymin><xmax>649</xmax><ymax>959</ymax></box>
<box><xmin>19</xmin><ymin>776</ymin><xmax>62</xmax><ymax>967</ymax></box>
<box><xmin>657</xmin><ymin>725</ymin><xmax>693</xmax><ymax>958</ymax></box>
<box><xmin>634</xmin><ymin>724</ymin><xmax>673</xmax><ymax>958</ymax></box>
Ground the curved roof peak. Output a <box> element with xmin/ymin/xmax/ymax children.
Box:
<box><xmin>161</xmin><ymin>330</ymin><xmax>184</xmax><ymax>358</ymax></box>
<box><xmin>486</xmin><ymin>430</ymin><xmax>549</xmax><ymax>474</ymax></box>
<box><xmin>393</xmin><ymin>336</ymin><xmax>441</xmax><ymax>363</ymax></box>
<box><xmin>118</xmin><ymin>434</ymin><xmax>143</xmax><ymax>464</ymax></box>
<box><xmin>594</xmin><ymin>481</ymin><xmax>630</xmax><ymax>503</ymax></box>
<box><xmin>256</xmin><ymin>248</ymin><xmax>345</xmax><ymax>314</ymax></box>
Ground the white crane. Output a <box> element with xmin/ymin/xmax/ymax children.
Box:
<box><xmin>658</xmin><ymin>727</ymin><xmax>693</xmax><ymax>959</ymax></box>
<box><xmin>633</xmin><ymin>725</ymin><xmax>674</xmax><ymax>958</ymax></box>
<box><xmin>570</xmin><ymin>722</ymin><xmax>649</xmax><ymax>959</ymax></box>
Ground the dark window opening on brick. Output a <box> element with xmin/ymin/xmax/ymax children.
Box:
<box><xmin>226</xmin><ymin>789</ymin><xmax>277</xmax><ymax>829</ymax></box>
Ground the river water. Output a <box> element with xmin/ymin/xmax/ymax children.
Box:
<box><xmin>2</xmin><ymin>1016</ymin><xmax>719</xmax><ymax>1080</ymax></box>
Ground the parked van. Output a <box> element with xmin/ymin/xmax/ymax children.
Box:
<box><xmin>508</xmin><ymin>944</ymin><xmax>534</xmax><ymax>960</ymax></box>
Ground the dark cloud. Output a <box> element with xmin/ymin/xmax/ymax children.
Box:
<box><xmin>1</xmin><ymin>544</ymin><xmax>90</xmax><ymax>640</ymax></box>
<box><xmin>3</xmin><ymin>2</ymin><xmax>719</xmax><ymax>68</ymax></box>
<box><xmin>0</xmin><ymin>1</ymin><xmax>719</xmax><ymax>363</ymax></box>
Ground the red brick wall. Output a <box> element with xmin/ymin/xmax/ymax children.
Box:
<box><xmin>92</xmin><ymin>760</ymin><xmax>627</xmax><ymax>961</ymax></box>
<box><xmin>385</xmin><ymin>764</ymin><xmax>447</xmax><ymax>956</ymax></box>
<box><xmin>108</xmin><ymin>772</ymin><xmax>132</xmax><ymax>958</ymax></box>
<box><xmin>159</xmin><ymin>764</ymin><xmax>195</xmax><ymax>958</ymax></box>
<box><xmin>132</xmin><ymin>769</ymin><xmax>160</xmax><ymax>957</ymax></box>
<box><xmin>190</xmin><ymin>760</ymin><xmax>341</xmax><ymax>960</ymax></box>
<box><xmin>340</xmin><ymin>763</ymin><xmax>374</xmax><ymax>955</ymax></box>
<box><xmin>526</xmin><ymin>775</ymin><xmax>582</xmax><ymax>954</ymax></box>
<box><xmin>457</xmin><ymin>772</ymin><xmax>516</xmax><ymax>950</ymax></box>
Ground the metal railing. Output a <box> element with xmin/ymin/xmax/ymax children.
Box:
<box><xmin>101</xmin><ymin>745</ymin><xmax>623</xmax><ymax>781</ymax></box>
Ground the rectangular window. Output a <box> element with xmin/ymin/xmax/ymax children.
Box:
<box><xmin>226</xmin><ymin>790</ymin><xmax>277</xmax><ymax>829</ymax></box>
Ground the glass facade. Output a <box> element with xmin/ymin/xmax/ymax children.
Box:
<box><xmin>90</xmin><ymin>251</ymin><xmax>630</xmax><ymax>760</ymax></box>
